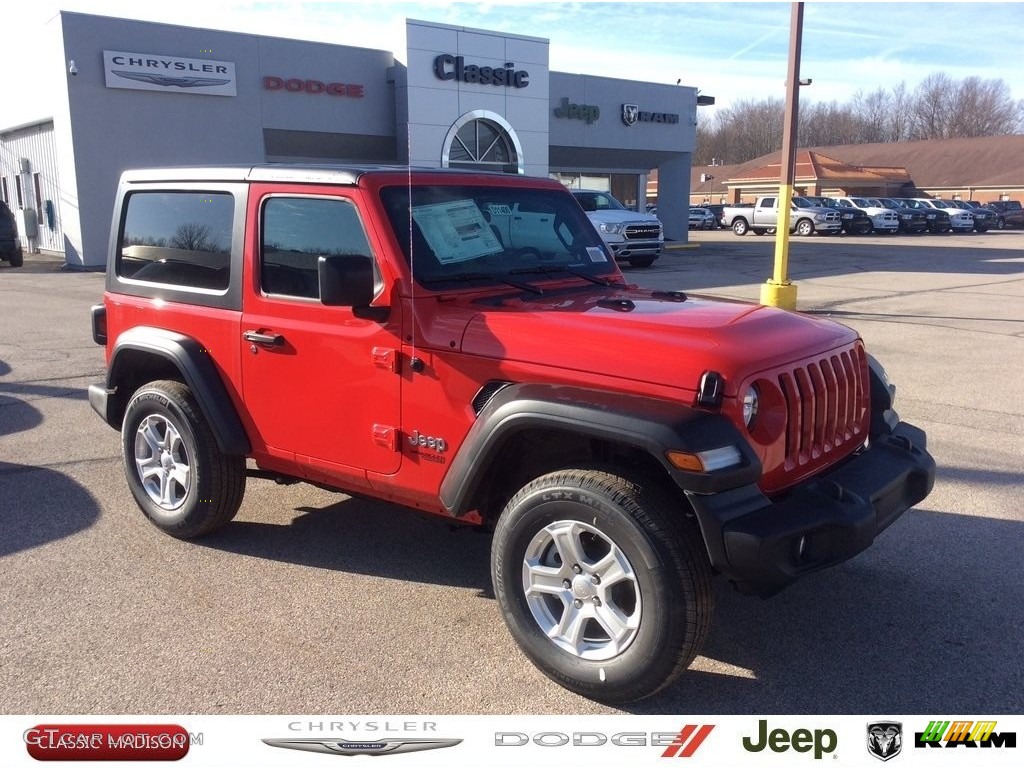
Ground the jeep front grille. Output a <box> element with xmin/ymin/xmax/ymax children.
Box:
<box><xmin>778</xmin><ymin>346</ymin><xmax>868</xmax><ymax>470</ymax></box>
<box><xmin>624</xmin><ymin>224</ymin><xmax>661</xmax><ymax>240</ymax></box>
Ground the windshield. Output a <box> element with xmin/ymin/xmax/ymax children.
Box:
<box><xmin>792</xmin><ymin>197</ymin><xmax>814</xmax><ymax>208</ymax></box>
<box><xmin>380</xmin><ymin>184</ymin><xmax>616</xmax><ymax>289</ymax></box>
<box><xmin>572</xmin><ymin>191</ymin><xmax>626</xmax><ymax>212</ymax></box>
<box><xmin>929</xmin><ymin>200</ymin><xmax>950</xmax><ymax>209</ymax></box>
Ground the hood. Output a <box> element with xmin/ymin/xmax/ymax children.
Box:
<box><xmin>585</xmin><ymin>209</ymin><xmax>662</xmax><ymax>226</ymax></box>
<box><xmin>458</xmin><ymin>287</ymin><xmax>856</xmax><ymax>397</ymax></box>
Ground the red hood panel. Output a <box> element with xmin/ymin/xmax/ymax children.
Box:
<box><xmin>458</xmin><ymin>288</ymin><xmax>858</xmax><ymax>396</ymax></box>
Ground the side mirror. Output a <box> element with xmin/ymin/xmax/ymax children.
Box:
<box><xmin>318</xmin><ymin>254</ymin><xmax>378</xmax><ymax>308</ymax></box>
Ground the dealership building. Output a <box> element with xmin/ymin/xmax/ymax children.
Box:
<box><xmin>0</xmin><ymin>12</ymin><xmax>699</xmax><ymax>269</ymax></box>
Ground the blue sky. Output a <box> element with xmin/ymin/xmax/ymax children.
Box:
<box><xmin>4</xmin><ymin>1</ymin><xmax>1024</xmax><ymax>125</ymax></box>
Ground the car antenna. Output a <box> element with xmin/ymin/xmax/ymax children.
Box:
<box><xmin>406</xmin><ymin>128</ymin><xmax>419</xmax><ymax>375</ymax></box>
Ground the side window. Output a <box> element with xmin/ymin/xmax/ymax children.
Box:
<box><xmin>761</xmin><ymin>197</ymin><xmax>776</xmax><ymax>208</ymax></box>
<box><xmin>118</xmin><ymin>191</ymin><xmax>233</xmax><ymax>290</ymax></box>
<box><xmin>260</xmin><ymin>196</ymin><xmax>371</xmax><ymax>300</ymax></box>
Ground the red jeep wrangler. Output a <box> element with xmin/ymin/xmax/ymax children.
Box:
<box><xmin>90</xmin><ymin>166</ymin><xmax>934</xmax><ymax>702</ymax></box>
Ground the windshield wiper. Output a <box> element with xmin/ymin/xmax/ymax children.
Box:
<box><xmin>419</xmin><ymin>271</ymin><xmax>543</xmax><ymax>295</ymax></box>
<box><xmin>509</xmin><ymin>264</ymin><xmax>615</xmax><ymax>287</ymax></box>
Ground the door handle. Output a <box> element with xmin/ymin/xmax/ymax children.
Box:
<box><xmin>243</xmin><ymin>330</ymin><xmax>284</xmax><ymax>347</ymax></box>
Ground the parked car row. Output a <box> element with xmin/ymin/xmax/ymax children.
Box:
<box><xmin>716</xmin><ymin>196</ymin><xmax>1019</xmax><ymax>236</ymax></box>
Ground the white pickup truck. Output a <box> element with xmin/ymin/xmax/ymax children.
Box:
<box><xmin>721</xmin><ymin>196</ymin><xmax>843</xmax><ymax>237</ymax></box>
<box><xmin>571</xmin><ymin>190</ymin><xmax>663</xmax><ymax>268</ymax></box>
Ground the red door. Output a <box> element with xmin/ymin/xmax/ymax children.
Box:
<box><xmin>240</xmin><ymin>184</ymin><xmax>402</xmax><ymax>478</ymax></box>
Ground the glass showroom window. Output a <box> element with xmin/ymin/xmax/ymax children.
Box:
<box><xmin>442</xmin><ymin>111</ymin><xmax>523</xmax><ymax>174</ymax></box>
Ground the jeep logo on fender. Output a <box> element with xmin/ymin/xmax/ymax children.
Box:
<box><xmin>742</xmin><ymin>720</ymin><xmax>837</xmax><ymax>759</ymax></box>
<box><xmin>408</xmin><ymin>430</ymin><xmax>447</xmax><ymax>452</ymax></box>
<box><xmin>433</xmin><ymin>54</ymin><xmax>529</xmax><ymax>88</ymax></box>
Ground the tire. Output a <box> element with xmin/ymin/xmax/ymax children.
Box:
<box><xmin>995</xmin><ymin>217</ymin><xmax>1005</xmax><ymax>230</ymax></box>
<box><xmin>491</xmin><ymin>466</ymin><xmax>713</xmax><ymax>703</ymax></box>
<box><xmin>628</xmin><ymin>256</ymin><xmax>655</xmax><ymax>268</ymax></box>
<box><xmin>731</xmin><ymin>218</ymin><xmax>749</xmax><ymax>236</ymax></box>
<box><xmin>795</xmin><ymin>219</ymin><xmax>815</xmax><ymax>236</ymax></box>
<box><xmin>122</xmin><ymin>379</ymin><xmax>245</xmax><ymax>538</ymax></box>
<box><xmin>8</xmin><ymin>250</ymin><xmax>23</xmax><ymax>268</ymax></box>
<box><xmin>752</xmin><ymin>228</ymin><xmax>766</xmax><ymax>236</ymax></box>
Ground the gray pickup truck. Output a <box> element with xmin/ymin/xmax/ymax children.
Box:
<box><xmin>722</xmin><ymin>196</ymin><xmax>843</xmax><ymax>237</ymax></box>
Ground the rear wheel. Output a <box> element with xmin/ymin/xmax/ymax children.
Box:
<box><xmin>491</xmin><ymin>466</ymin><xmax>713</xmax><ymax>703</ymax></box>
<box><xmin>122</xmin><ymin>380</ymin><xmax>245</xmax><ymax>538</ymax></box>
<box><xmin>7</xmin><ymin>250</ymin><xmax>23</xmax><ymax>268</ymax></box>
<box><xmin>732</xmin><ymin>218</ymin><xmax>749</xmax><ymax>236</ymax></box>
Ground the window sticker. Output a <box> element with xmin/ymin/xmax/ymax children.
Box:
<box><xmin>487</xmin><ymin>204</ymin><xmax>513</xmax><ymax>216</ymax></box>
<box><xmin>587</xmin><ymin>246</ymin><xmax>608</xmax><ymax>263</ymax></box>
<box><xmin>412</xmin><ymin>200</ymin><xmax>504</xmax><ymax>263</ymax></box>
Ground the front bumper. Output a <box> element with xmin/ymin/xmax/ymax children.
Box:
<box><xmin>687</xmin><ymin>421</ymin><xmax>935</xmax><ymax>597</ymax></box>
<box><xmin>607</xmin><ymin>240</ymin><xmax>664</xmax><ymax>258</ymax></box>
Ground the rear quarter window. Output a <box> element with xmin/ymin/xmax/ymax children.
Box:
<box><xmin>118</xmin><ymin>191</ymin><xmax>234</xmax><ymax>291</ymax></box>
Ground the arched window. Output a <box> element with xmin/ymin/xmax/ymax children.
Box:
<box><xmin>441</xmin><ymin>110</ymin><xmax>523</xmax><ymax>174</ymax></box>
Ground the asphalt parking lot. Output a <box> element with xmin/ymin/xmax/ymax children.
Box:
<box><xmin>1</xmin><ymin>229</ymin><xmax>1022</xmax><ymax>716</ymax></box>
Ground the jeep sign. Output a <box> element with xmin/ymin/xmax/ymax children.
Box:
<box><xmin>554</xmin><ymin>97</ymin><xmax>600</xmax><ymax>124</ymax></box>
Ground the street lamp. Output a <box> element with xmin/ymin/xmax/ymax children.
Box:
<box><xmin>760</xmin><ymin>1</ymin><xmax>805</xmax><ymax>311</ymax></box>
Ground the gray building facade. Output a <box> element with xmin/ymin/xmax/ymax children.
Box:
<box><xmin>0</xmin><ymin>12</ymin><xmax>695</xmax><ymax>269</ymax></box>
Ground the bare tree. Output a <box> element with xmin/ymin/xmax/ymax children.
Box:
<box><xmin>692</xmin><ymin>72</ymin><xmax>1022</xmax><ymax>165</ymax></box>
<box><xmin>171</xmin><ymin>222</ymin><xmax>213</xmax><ymax>251</ymax></box>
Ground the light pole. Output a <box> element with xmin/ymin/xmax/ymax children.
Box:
<box><xmin>760</xmin><ymin>2</ymin><xmax>805</xmax><ymax>311</ymax></box>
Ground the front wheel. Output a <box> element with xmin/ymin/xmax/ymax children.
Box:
<box><xmin>491</xmin><ymin>467</ymin><xmax>713</xmax><ymax>703</ymax></box>
<box><xmin>795</xmin><ymin>219</ymin><xmax>815</xmax><ymax>236</ymax></box>
<box><xmin>7</xmin><ymin>250</ymin><xmax>23</xmax><ymax>268</ymax></box>
<box><xmin>122</xmin><ymin>380</ymin><xmax>246</xmax><ymax>538</ymax></box>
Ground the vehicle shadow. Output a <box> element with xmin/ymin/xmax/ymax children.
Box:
<box><xmin>627</xmin><ymin>503</ymin><xmax>1023</xmax><ymax>714</ymax></box>
<box><xmin>0</xmin><ymin>461</ymin><xmax>102</xmax><ymax>557</ymax></box>
<box><xmin>198</xmin><ymin>493</ymin><xmax>495</xmax><ymax>594</ymax></box>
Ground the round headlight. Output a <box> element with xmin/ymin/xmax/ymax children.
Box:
<box><xmin>743</xmin><ymin>386</ymin><xmax>759</xmax><ymax>428</ymax></box>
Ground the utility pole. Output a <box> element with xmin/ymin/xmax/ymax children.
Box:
<box><xmin>760</xmin><ymin>2</ymin><xmax>804</xmax><ymax>311</ymax></box>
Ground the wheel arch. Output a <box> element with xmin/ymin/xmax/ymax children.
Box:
<box><xmin>100</xmin><ymin>327</ymin><xmax>250</xmax><ymax>456</ymax></box>
<box><xmin>440</xmin><ymin>383</ymin><xmax>760</xmax><ymax>520</ymax></box>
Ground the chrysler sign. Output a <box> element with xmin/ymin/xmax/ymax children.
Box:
<box><xmin>104</xmin><ymin>50</ymin><xmax>237</xmax><ymax>96</ymax></box>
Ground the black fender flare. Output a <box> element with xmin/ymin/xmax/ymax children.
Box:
<box><xmin>100</xmin><ymin>326</ymin><xmax>250</xmax><ymax>456</ymax></box>
<box><xmin>439</xmin><ymin>382</ymin><xmax>761</xmax><ymax>517</ymax></box>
